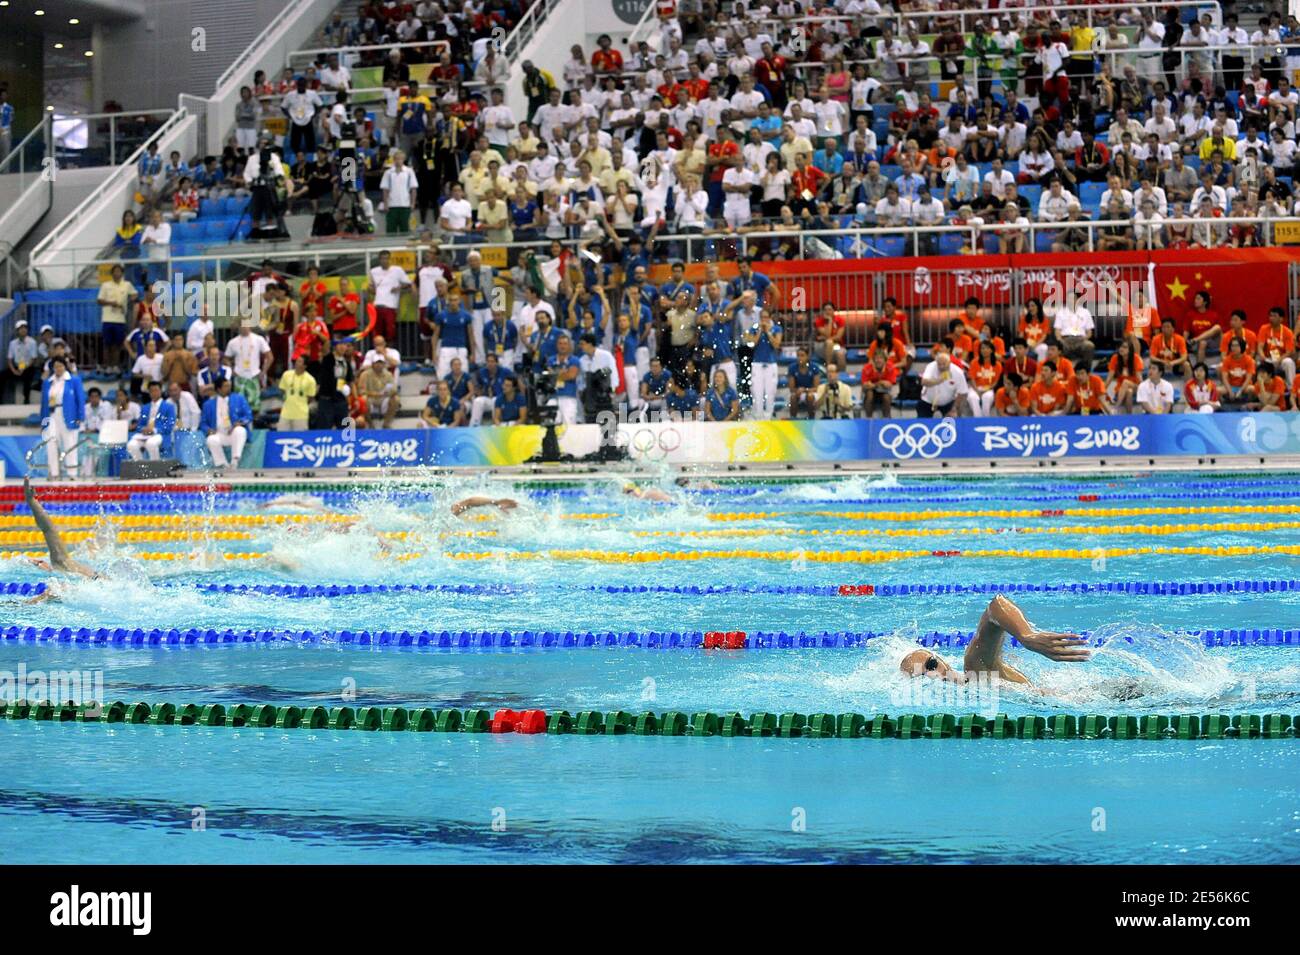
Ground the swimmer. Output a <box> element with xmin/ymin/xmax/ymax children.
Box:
<box><xmin>451</xmin><ymin>496</ymin><xmax>519</xmax><ymax>516</ymax></box>
<box><xmin>24</xmin><ymin>476</ymin><xmax>98</xmax><ymax>580</ymax></box>
<box><xmin>257</xmin><ymin>495</ymin><xmax>328</xmax><ymax>512</ymax></box>
<box><xmin>899</xmin><ymin>594</ymin><xmax>1091</xmax><ymax>688</ymax></box>
<box><xmin>674</xmin><ymin>477</ymin><xmax>722</xmax><ymax>490</ymax></box>
<box><xmin>622</xmin><ymin>483</ymin><xmax>673</xmax><ymax>503</ymax></box>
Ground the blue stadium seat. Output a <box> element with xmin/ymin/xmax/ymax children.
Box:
<box><xmin>982</xmin><ymin>232</ymin><xmax>1000</xmax><ymax>254</ymax></box>
<box><xmin>881</xmin><ymin>164</ymin><xmax>902</xmax><ymax>180</ymax></box>
<box><xmin>223</xmin><ymin>195</ymin><xmax>250</xmax><ymax>216</ymax></box>
<box><xmin>203</xmin><ymin>218</ymin><xmax>235</xmax><ymax>241</ymax></box>
<box><xmin>1018</xmin><ymin>184</ymin><xmax>1042</xmax><ymax>209</ymax></box>
<box><xmin>1034</xmin><ymin>230</ymin><xmax>1058</xmax><ymax>253</ymax></box>
<box><xmin>1004</xmin><ymin>160</ymin><xmax>1020</xmax><ymax>177</ymax></box>
<box><xmin>1184</xmin><ymin>156</ymin><xmax>1201</xmax><ymax>170</ymax></box>
<box><xmin>198</xmin><ymin>198</ymin><xmax>223</xmax><ymax>218</ymax></box>
<box><xmin>874</xmin><ymin>235</ymin><xmax>907</xmax><ymax>257</ymax></box>
<box><xmin>1079</xmin><ymin>181</ymin><xmax>1106</xmax><ymax>211</ymax></box>
<box><xmin>937</xmin><ymin>232</ymin><xmax>965</xmax><ymax>256</ymax></box>
<box><xmin>171</xmin><ymin>221</ymin><xmax>204</xmax><ymax>243</ymax></box>
<box><xmin>233</xmin><ymin>219</ymin><xmax>252</xmax><ymax>240</ymax></box>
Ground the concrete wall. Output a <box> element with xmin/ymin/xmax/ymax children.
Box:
<box><xmin>94</xmin><ymin>0</ymin><xmax>288</xmax><ymax>109</ymax></box>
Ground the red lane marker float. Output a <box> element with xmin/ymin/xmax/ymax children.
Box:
<box><xmin>703</xmin><ymin>631</ymin><xmax>747</xmax><ymax>649</ymax></box>
<box><xmin>1078</xmin><ymin>494</ymin><xmax>1100</xmax><ymax>502</ymax></box>
<box><xmin>1040</xmin><ymin>509</ymin><xmax>1065</xmax><ymax>517</ymax></box>
<box><xmin>930</xmin><ymin>550</ymin><xmax>962</xmax><ymax>557</ymax></box>
<box><xmin>491</xmin><ymin>709</ymin><xmax>547</xmax><ymax>734</ymax></box>
<box><xmin>837</xmin><ymin>585</ymin><xmax>876</xmax><ymax>596</ymax></box>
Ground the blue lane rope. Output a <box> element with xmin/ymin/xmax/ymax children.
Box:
<box><xmin>4</xmin><ymin>579</ymin><xmax>1300</xmax><ymax>599</ymax></box>
<box><xmin>1</xmin><ymin>624</ymin><xmax>1297</xmax><ymax>649</ymax></box>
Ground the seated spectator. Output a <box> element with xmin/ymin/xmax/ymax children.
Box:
<box><xmin>1137</xmin><ymin>363</ymin><xmax>1176</xmax><ymax>414</ymax></box>
<box><xmin>1106</xmin><ymin>340</ymin><xmax>1145</xmax><ymax>413</ymax></box>
<box><xmin>814</xmin><ymin>362</ymin><xmax>853</xmax><ymax>419</ymax></box>
<box><xmin>1183</xmin><ymin>362</ymin><xmax>1221</xmax><ymax>413</ymax></box>
<box><xmin>202</xmin><ymin>376</ymin><xmax>253</xmax><ymax>470</ymax></box>
<box><xmin>785</xmin><ymin>347</ymin><xmax>819</xmax><ymax>419</ymax></box>
<box><xmin>126</xmin><ymin>381</ymin><xmax>175</xmax><ymax>462</ymax></box>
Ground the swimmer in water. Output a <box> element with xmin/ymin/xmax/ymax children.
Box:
<box><xmin>451</xmin><ymin>496</ymin><xmax>519</xmax><ymax>516</ymax></box>
<box><xmin>257</xmin><ymin>495</ymin><xmax>328</xmax><ymax>512</ymax></box>
<box><xmin>899</xmin><ymin>594</ymin><xmax>1091</xmax><ymax>687</ymax></box>
<box><xmin>675</xmin><ymin>477</ymin><xmax>722</xmax><ymax>490</ymax></box>
<box><xmin>622</xmin><ymin>483</ymin><xmax>673</xmax><ymax>502</ymax></box>
<box><xmin>24</xmin><ymin>477</ymin><xmax>98</xmax><ymax>580</ymax></box>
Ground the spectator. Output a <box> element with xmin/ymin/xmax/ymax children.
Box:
<box><xmin>1137</xmin><ymin>363</ymin><xmax>1176</xmax><ymax>414</ymax></box>
<box><xmin>814</xmin><ymin>362</ymin><xmax>853</xmax><ymax>419</ymax></box>
<box><xmin>39</xmin><ymin>355</ymin><xmax>86</xmax><ymax>479</ymax></box>
<box><xmin>224</xmin><ymin>319</ymin><xmax>272</xmax><ymax>412</ymax></box>
<box><xmin>202</xmin><ymin>376</ymin><xmax>252</xmax><ymax>470</ymax></box>
<box><xmin>277</xmin><ymin>354</ymin><xmax>317</xmax><ymax>430</ymax></box>
<box><xmin>126</xmin><ymin>380</ymin><xmax>176</xmax><ymax>462</ymax></box>
<box><xmin>918</xmin><ymin>347</ymin><xmax>967</xmax><ymax>418</ymax></box>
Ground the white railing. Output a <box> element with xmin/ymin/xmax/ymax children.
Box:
<box><xmin>289</xmin><ymin>38</ymin><xmax>451</xmax><ymax>67</ymax></box>
<box><xmin>500</xmin><ymin>0</ymin><xmax>567</xmax><ymax>61</ymax></box>
<box><xmin>626</xmin><ymin>0</ymin><xmax>665</xmax><ymax>54</ymax></box>
<box><xmin>28</xmin><ymin>108</ymin><xmax>197</xmax><ymax>289</ymax></box>
<box><xmin>29</xmin><ymin>214</ymin><xmax>1300</xmax><ymax>289</ymax></box>
<box><xmin>215</xmin><ymin>0</ymin><xmax>324</xmax><ymax>92</ymax></box>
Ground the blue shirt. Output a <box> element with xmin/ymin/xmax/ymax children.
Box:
<box><xmin>788</xmin><ymin>363</ymin><xmax>818</xmax><ymax>389</ymax></box>
<box><xmin>444</xmin><ymin>372</ymin><xmax>472</xmax><ymax>402</ymax></box>
<box><xmin>531</xmin><ymin>325</ymin><xmax>561</xmax><ymax>363</ymax></box>
<box><xmin>127</xmin><ymin>327</ymin><xmax>167</xmax><ymax>359</ymax></box>
<box><xmin>658</xmin><ymin>279</ymin><xmax>695</xmax><ymax>305</ymax></box>
<box><xmin>705</xmin><ymin>386</ymin><xmax>739</xmax><ymax>421</ymax></box>
<box><xmin>194</xmin><ymin>166</ymin><xmax>224</xmax><ymax>189</ymax></box>
<box><xmin>496</xmin><ymin>391</ymin><xmax>527</xmax><ymax>422</ymax></box>
<box><xmin>813</xmin><ymin>150</ymin><xmax>845</xmax><ymax>176</ymax></box>
<box><xmin>138</xmin><ymin>153</ymin><xmax>162</xmax><ymax>177</ymax></box>
<box><xmin>549</xmin><ymin>354</ymin><xmax>581</xmax><ymax>397</ymax></box>
<box><xmin>627</xmin><ymin>302</ymin><xmax>654</xmax><ymax>337</ymax></box>
<box><xmin>424</xmin><ymin>395</ymin><xmax>458</xmax><ymax>425</ymax></box>
<box><xmin>666</xmin><ymin>387</ymin><xmax>699</xmax><ymax>414</ymax></box>
<box><xmin>484</xmin><ymin>318</ymin><xmax>518</xmax><ymax>355</ymax></box>
<box><xmin>750</xmin><ymin>114</ymin><xmax>783</xmax><ymax>142</ymax></box>
<box><xmin>509</xmin><ymin>199</ymin><xmax>538</xmax><ymax>227</ymax></box>
<box><xmin>643</xmin><ymin>369</ymin><xmax>671</xmax><ymax>397</ymax></box>
<box><xmin>613</xmin><ymin>330</ymin><xmax>639</xmax><ymax>364</ymax></box>
<box><xmin>727</xmin><ymin>270</ymin><xmax>771</xmax><ymax>305</ymax></box>
<box><xmin>749</xmin><ymin>321</ymin><xmax>783</xmax><ymax>364</ymax></box>
<box><xmin>0</xmin><ymin>102</ymin><xmax>12</xmax><ymax>131</ymax></box>
<box><xmin>435</xmin><ymin>308</ymin><xmax>473</xmax><ymax>349</ymax></box>
<box><xmin>698</xmin><ymin>323</ymin><xmax>734</xmax><ymax>361</ymax></box>
<box><xmin>474</xmin><ymin>365</ymin><xmax>511</xmax><ymax>399</ymax></box>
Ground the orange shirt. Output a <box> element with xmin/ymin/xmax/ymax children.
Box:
<box><xmin>995</xmin><ymin>385</ymin><xmax>1031</xmax><ymax>414</ymax></box>
<box><xmin>1107</xmin><ymin>352</ymin><xmax>1144</xmax><ymax>383</ymax></box>
<box><xmin>299</xmin><ymin>280</ymin><xmax>328</xmax><ymax>316</ymax></box>
<box><xmin>868</xmin><ymin>338</ymin><xmax>907</xmax><ymax>365</ymax></box>
<box><xmin>1068</xmin><ymin>373</ymin><xmax>1107</xmax><ymax>413</ymax></box>
<box><xmin>1185</xmin><ymin>308</ymin><xmax>1221</xmax><ymax>339</ymax></box>
<box><xmin>1225</xmin><ymin>327</ymin><xmax>1257</xmax><ymax>355</ymax></box>
<box><xmin>860</xmin><ymin>360</ymin><xmax>899</xmax><ymax>386</ymax></box>
<box><xmin>591</xmin><ymin>49</ymin><xmax>624</xmax><ymax>72</ymax></box>
<box><xmin>1038</xmin><ymin>356</ymin><xmax>1073</xmax><ymax>381</ymax></box>
<box><xmin>1256</xmin><ymin>374</ymin><xmax>1288</xmax><ymax>408</ymax></box>
<box><xmin>1151</xmin><ymin>332</ymin><xmax>1188</xmax><ymax>363</ymax></box>
<box><xmin>967</xmin><ymin>359</ymin><xmax>1003</xmax><ymax>391</ymax></box>
<box><xmin>1029</xmin><ymin>378</ymin><xmax>1070</xmax><ymax>414</ymax></box>
<box><xmin>1260</xmin><ymin>323</ymin><xmax>1295</xmax><ymax>360</ymax></box>
<box><xmin>1125</xmin><ymin>304</ymin><xmax>1160</xmax><ymax>341</ymax></box>
<box><xmin>1020</xmin><ymin>318</ymin><xmax>1048</xmax><ymax>348</ymax></box>
<box><xmin>950</xmin><ymin>332</ymin><xmax>975</xmax><ymax>361</ymax></box>
<box><xmin>962</xmin><ymin>314</ymin><xmax>986</xmax><ymax>335</ymax></box>
<box><xmin>879</xmin><ymin>312</ymin><xmax>911</xmax><ymax>344</ymax></box>
<box><xmin>1219</xmin><ymin>352</ymin><xmax>1256</xmax><ymax>389</ymax></box>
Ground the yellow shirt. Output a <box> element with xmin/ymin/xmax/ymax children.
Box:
<box><xmin>278</xmin><ymin>369</ymin><xmax>318</xmax><ymax>420</ymax></box>
<box><xmin>99</xmin><ymin>278</ymin><xmax>135</xmax><ymax>325</ymax></box>
<box><xmin>1199</xmin><ymin>136</ymin><xmax>1236</xmax><ymax>161</ymax></box>
<box><xmin>459</xmin><ymin>165</ymin><xmax>493</xmax><ymax>206</ymax></box>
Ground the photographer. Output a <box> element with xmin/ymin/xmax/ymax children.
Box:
<box><xmin>577</xmin><ymin>332</ymin><xmax>618</xmax><ymax>423</ymax></box>
<box><xmin>242</xmin><ymin>134</ymin><xmax>287</xmax><ymax>233</ymax></box>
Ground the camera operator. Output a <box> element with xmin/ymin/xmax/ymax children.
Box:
<box><xmin>243</xmin><ymin>133</ymin><xmax>287</xmax><ymax>232</ymax></box>
<box><xmin>332</xmin><ymin>112</ymin><xmax>375</xmax><ymax>235</ymax></box>
<box><xmin>577</xmin><ymin>332</ymin><xmax>618</xmax><ymax>422</ymax></box>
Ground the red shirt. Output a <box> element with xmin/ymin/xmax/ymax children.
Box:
<box><xmin>328</xmin><ymin>292</ymin><xmax>361</xmax><ymax>334</ymax></box>
<box><xmin>861</xmin><ymin>360</ymin><xmax>899</xmax><ymax>386</ymax></box>
<box><xmin>707</xmin><ymin>140</ymin><xmax>740</xmax><ymax>183</ymax></box>
<box><xmin>1003</xmin><ymin>354</ymin><xmax>1038</xmax><ymax>381</ymax></box>
<box><xmin>292</xmin><ymin>319</ymin><xmax>330</xmax><ymax>362</ymax></box>
<box><xmin>1185</xmin><ymin>308</ymin><xmax>1221</xmax><ymax>340</ymax></box>
<box><xmin>791</xmin><ymin>165</ymin><xmax>827</xmax><ymax>197</ymax></box>
<box><xmin>591</xmin><ymin>49</ymin><xmax>624</xmax><ymax>72</ymax></box>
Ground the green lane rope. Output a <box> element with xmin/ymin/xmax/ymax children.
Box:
<box><xmin>2</xmin><ymin>700</ymin><xmax>1295</xmax><ymax>740</ymax></box>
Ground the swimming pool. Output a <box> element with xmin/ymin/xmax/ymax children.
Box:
<box><xmin>3</xmin><ymin>471</ymin><xmax>1299</xmax><ymax>864</ymax></box>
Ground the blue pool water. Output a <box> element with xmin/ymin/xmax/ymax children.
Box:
<box><xmin>3</xmin><ymin>471</ymin><xmax>1300</xmax><ymax>863</ymax></box>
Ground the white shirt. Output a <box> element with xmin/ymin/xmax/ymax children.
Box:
<box><xmin>1053</xmin><ymin>305</ymin><xmax>1094</xmax><ymax>338</ymax></box>
<box><xmin>418</xmin><ymin>264</ymin><xmax>446</xmax><ymax>309</ymax></box>
<box><xmin>369</xmin><ymin>265</ymin><xmax>411</xmax><ymax>309</ymax></box>
<box><xmin>579</xmin><ymin>347</ymin><xmax>619</xmax><ymax>390</ymax></box>
<box><xmin>174</xmin><ymin>389</ymin><xmax>201</xmax><ymax>430</ymax></box>
<box><xmin>362</xmin><ymin>346</ymin><xmax>401</xmax><ymax>370</ymax></box>
<box><xmin>983</xmin><ymin>169</ymin><xmax>1015</xmax><ymax>199</ymax></box>
<box><xmin>920</xmin><ymin>360</ymin><xmax>968</xmax><ymax>406</ymax></box>
<box><xmin>1038</xmin><ymin>190</ymin><xmax>1081</xmax><ymax>222</ymax></box>
<box><xmin>722</xmin><ymin>167</ymin><xmax>754</xmax><ymax>208</ymax></box>
<box><xmin>282</xmin><ymin>89</ymin><xmax>323</xmax><ymax>126</ymax></box>
<box><xmin>84</xmin><ymin>399</ymin><xmax>113</xmax><ymax>433</ymax></box>
<box><xmin>1136</xmin><ymin>377</ymin><xmax>1175</xmax><ymax>409</ymax></box>
<box><xmin>481</xmin><ymin>104</ymin><xmax>516</xmax><ymax>147</ymax></box>
<box><xmin>132</xmin><ymin>353</ymin><xmax>164</xmax><ymax>382</ymax></box>
<box><xmin>439</xmin><ymin>196</ymin><xmax>473</xmax><ymax>231</ymax></box>
<box><xmin>380</xmin><ymin>165</ymin><xmax>419</xmax><ymax>207</ymax></box>
<box><xmin>141</xmin><ymin>222</ymin><xmax>171</xmax><ymax>259</ymax></box>
<box><xmin>186</xmin><ymin>317</ymin><xmax>214</xmax><ymax>355</ymax></box>
<box><xmin>225</xmin><ymin>332</ymin><xmax>270</xmax><ymax>379</ymax></box>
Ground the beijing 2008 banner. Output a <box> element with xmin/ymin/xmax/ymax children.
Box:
<box><xmin>246</xmin><ymin>413</ymin><xmax>1300</xmax><ymax>470</ymax></box>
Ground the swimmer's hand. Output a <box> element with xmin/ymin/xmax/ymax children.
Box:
<box><xmin>1017</xmin><ymin>629</ymin><xmax>1091</xmax><ymax>663</ymax></box>
<box><xmin>26</xmin><ymin>557</ymin><xmax>52</xmax><ymax>572</ymax></box>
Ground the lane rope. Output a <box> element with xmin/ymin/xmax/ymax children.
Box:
<box><xmin>2</xmin><ymin>701</ymin><xmax>1294</xmax><ymax>740</ymax></box>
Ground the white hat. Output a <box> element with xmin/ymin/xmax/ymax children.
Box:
<box><xmin>40</xmin><ymin>324</ymin><xmax>54</xmax><ymax>334</ymax></box>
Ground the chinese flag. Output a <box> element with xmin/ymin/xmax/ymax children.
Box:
<box><xmin>1152</xmin><ymin>260</ymin><xmax>1287</xmax><ymax>335</ymax></box>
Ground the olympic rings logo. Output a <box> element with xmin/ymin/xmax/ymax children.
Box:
<box><xmin>630</xmin><ymin>427</ymin><xmax>682</xmax><ymax>459</ymax></box>
<box><xmin>878</xmin><ymin>419</ymin><xmax>958</xmax><ymax>460</ymax></box>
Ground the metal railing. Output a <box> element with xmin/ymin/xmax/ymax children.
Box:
<box><xmin>288</xmin><ymin>39</ymin><xmax>451</xmax><ymax>67</ymax></box>
<box><xmin>0</xmin><ymin>116</ymin><xmax>55</xmax><ymax>297</ymax></box>
<box><xmin>500</xmin><ymin>0</ymin><xmax>566</xmax><ymax>62</ymax></box>
<box><xmin>215</xmin><ymin>0</ymin><xmax>322</xmax><ymax>92</ymax></box>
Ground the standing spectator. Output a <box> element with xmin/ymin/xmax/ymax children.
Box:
<box><xmin>743</xmin><ymin>308</ymin><xmax>782</xmax><ymax>420</ymax></box>
<box><xmin>96</xmin><ymin>264</ymin><xmax>136</xmax><ymax>374</ymax></box>
<box><xmin>282</xmin><ymin>77</ymin><xmax>323</xmax><ymax>157</ymax></box>
<box><xmin>277</xmin><ymin>354</ymin><xmax>317</xmax><ymax>430</ymax></box>
<box><xmin>380</xmin><ymin>149</ymin><xmax>419</xmax><ymax>233</ymax></box>
<box><xmin>202</xmin><ymin>377</ymin><xmax>252</xmax><ymax>470</ymax></box>
<box><xmin>224</xmin><ymin>319</ymin><xmax>272</xmax><ymax>411</ymax></box>
<box><xmin>234</xmin><ymin>86</ymin><xmax>262</xmax><ymax>152</ymax></box>
<box><xmin>367</xmin><ymin>249</ymin><xmax>412</xmax><ymax>344</ymax></box>
<box><xmin>39</xmin><ymin>356</ymin><xmax>85</xmax><ymax>479</ymax></box>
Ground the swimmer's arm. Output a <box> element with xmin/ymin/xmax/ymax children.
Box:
<box><xmin>25</xmin><ymin>477</ymin><xmax>76</xmax><ymax>573</ymax></box>
<box><xmin>966</xmin><ymin>594</ymin><xmax>1090</xmax><ymax>677</ymax></box>
<box><xmin>451</xmin><ymin>496</ymin><xmax>499</xmax><ymax>515</ymax></box>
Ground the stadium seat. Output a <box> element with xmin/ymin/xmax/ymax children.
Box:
<box><xmin>982</xmin><ymin>232</ymin><xmax>1000</xmax><ymax>254</ymax></box>
<box><xmin>936</xmin><ymin>232</ymin><xmax>965</xmax><ymax>256</ymax></box>
<box><xmin>203</xmin><ymin>218</ymin><xmax>235</xmax><ymax>241</ymax></box>
<box><xmin>171</xmin><ymin>221</ymin><xmax>204</xmax><ymax>243</ymax></box>
<box><xmin>1079</xmin><ymin>182</ymin><xmax>1106</xmax><ymax>211</ymax></box>
<box><xmin>874</xmin><ymin>235</ymin><xmax>907</xmax><ymax>257</ymax></box>
<box><xmin>1035</xmin><ymin>230</ymin><xmax>1058</xmax><ymax>253</ymax></box>
<box><xmin>198</xmin><ymin>198</ymin><xmax>223</xmax><ymax>218</ymax></box>
<box><xmin>1004</xmin><ymin>160</ymin><xmax>1019</xmax><ymax>177</ymax></box>
<box><xmin>223</xmin><ymin>195</ymin><xmax>250</xmax><ymax>216</ymax></box>
<box><xmin>1018</xmin><ymin>184</ymin><xmax>1042</xmax><ymax>208</ymax></box>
